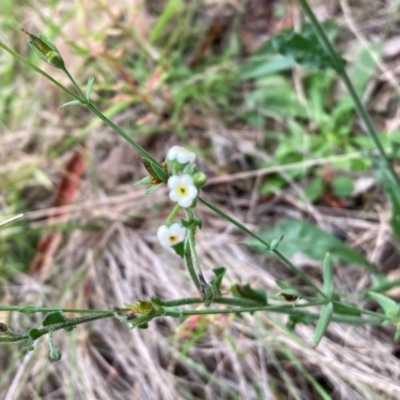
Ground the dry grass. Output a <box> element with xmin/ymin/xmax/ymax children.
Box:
<box><xmin>1</xmin><ymin>1</ymin><xmax>400</xmax><ymax>399</ymax></box>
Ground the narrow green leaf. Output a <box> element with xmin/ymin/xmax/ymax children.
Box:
<box><xmin>270</xmin><ymin>234</ymin><xmax>284</xmax><ymax>251</ymax></box>
<box><xmin>151</xmin><ymin>162</ymin><xmax>168</xmax><ymax>181</ymax></box>
<box><xmin>322</xmin><ymin>253</ymin><xmax>333</xmax><ymax>298</ymax></box>
<box><xmin>209</xmin><ymin>267</ymin><xmax>227</xmax><ymax>296</ymax></box>
<box><xmin>150</xmin><ymin>0</ymin><xmax>182</xmax><ymax>42</ymax></box>
<box><xmin>18</xmin><ymin>305</ymin><xmax>39</xmax><ymax>314</ymax></box>
<box><xmin>369</xmin><ymin>292</ymin><xmax>400</xmax><ymax>318</ymax></box>
<box><xmin>312</xmin><ymin>302</ymin><xmax>333</xmax><ymax>348</ymax></box>
<box><xmin>59</xmin><ymin>100</ymin><xmax>81</xmax><ymax>110</ymax></box>
<box><xmin>86</xmin><ymin>75</ymin><xmax>95</xmax><ymax>101</ymax></box>
<box><xmin>144</xmin><ymin>183</ymin><xmax>163</xmax><ymax>196</ymax></box>
<box><xmin>134</xmin><ymin>176</ymin><xmax>152</xmax><ymax>186</ymax></box>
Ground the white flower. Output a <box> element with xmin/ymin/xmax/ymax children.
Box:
<box><xmin>157</xmin><ymin>223</ymin><xmax>186</xmax><ymax>247</ymax></box>
<box><xmin>168</xmin><ymin>175</ymin><xmax>198</xmax><ymax>208</ymax></box>
<box><xmin>166</xmin><ymin>146</ymin><xmax>196</xmax><ymax>164</ymax></box>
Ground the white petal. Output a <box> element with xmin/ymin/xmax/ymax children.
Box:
<box><xmin>166</xmin><ymin>146</ymin><xmax>179</xmax><ymax>161</ymax></box>
<box><xmin>187</xmin><ymin>185</ymin><xmax>198</xmax><ymax>199</ymax></box>
<box><xmin>157</xmin><ymin>225</ymin><xmax>169</xmax><ymax>247</ymax></box>
<box><xmin>168</xmin><ymin>175</ymin><xmax>180</xmax><ymax>189</ymax></box>
<box><xmin>169</xmin><ymin>189</ymin><xmax>179</xmax><ymax>202</ymax></box>
<box><xmin>180</xmin><ymin>174</ymin><xmax>194</xmax><ymax>185</ymax></box>
<box><xmin>178</xmin><ymin>196</ymin><xmax>194</xmax><ymax>208</ymax></box>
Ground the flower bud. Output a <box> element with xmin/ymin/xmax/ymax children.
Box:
<box><xmin>49</xmin><ymin>348</ymin><xmax>62</xmax><ymax>362</ymax></box>
<box><xmin>192</xmin><ymin>172</ymin><xmax>207</xmax><ymax>188</ymax></box>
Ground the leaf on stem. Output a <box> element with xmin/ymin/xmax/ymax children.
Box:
<box><xmin>369</xmin><ymin>292</ymin><xmax>400</xmax><ymax>319</ymax></box>
<box><xmin>312</xmin><ymin>302</ymin><xmax>333</xmax><ymax>348</ymax></box>
<box><xmin>322</xmin><ymin>253</ymin><xmax>334</xmax><ymax>299</ymax></box>
<box><xmin>42</xmin><ymin>311</ymin><xmax>67</xmax><ymax>326</ymax></box>
<box><xmin>209</xmin><ymin>267</ymin><xmax>227</xmax><ymax>297</ymax></box>
<box><xmin>85</xmin><ymin>75</ymin><xmax>95</xmax><ymax>101</ymax></box>
<box><xmin>230</xmin><ymin>283</ymin><xmax>267</xmax><ymax>305</ymax></box>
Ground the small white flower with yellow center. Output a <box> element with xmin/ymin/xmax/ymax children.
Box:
<box><xmin>157</xmin><ymin>223</ymin><xmax>186</xmax><ymax>247</ymax></box>
<box><xmin>166</xmin><ymin>146</ymin><xmax>196</xmax><ymax>164</ymax></box>
<box><xmin>168</xmin><ymin>174</ymin><xmax>198</xmax><ymax>208</ymax></box>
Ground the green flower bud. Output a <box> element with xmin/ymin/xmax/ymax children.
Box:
<box><xmin>192</xmin><ymin>172</ymin><xmax>207</xmax><ymax>188</ymax></box>
<box><xmin>49</xmin><ymin>348</ymin><xmax>62</xmax><ymax>362</ymax></box>
<box><xmin>22</xmin><ymin>29</ymin><xmax>65</xmax><ymax>70</ymax></box>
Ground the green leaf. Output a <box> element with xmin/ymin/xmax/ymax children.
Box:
<box><xmin>332</xmin><ymin>176</ymin><xmax>354</xmax><ymax>198</ymax></box>
<box><xmin>312</xmin><ymin>302</ymin><xmax>333</xmax><ymax>348</ymax></box>
<box><xmin>230</xmin><ymin>283</ymin><xmax>267</xmax><ymax>305</ymax></box>
<box><xmin>42</xmin><ymin>311</ymin><xmax>67</xmax><ymax>326</ymax></box>
<box><xmin>135</xmin><ymin>176</ymin><xmax>152</xmax><ymax>186</ymax></box>
<box><xmin>209</xmin><ymin>267</ymin><xmax>227</xmax><ymax>297</ymax></box>
<box><xmin>86</xmin><ymin>75</ymin><xmax>95</xmax><ymax>101</ymax></box>
<box><xmin>28</xmin><ymin>328</ymin><xmax>42</xmax><ymax>340</ymax></box>
<box><xmin>245</xmin><ymin>219</ymin><xmax>375</xmax><ymax>270</ymax></box>
<box><xmin>59</xmin><ymin>100</ymin><xmax>81</xmax><ymax>110</ymax></box>
<box><xmin>373</xmin><ymin>157</ymin><xmax>400</xmax><ymax>242</ymax></box>
<box><xmin>172</xmin><ymin>241</ymin><xmax>184</xmax><ymax>258</ymax></box>
<box><xmin>18</xmin><ymin>305</ymin><xmax>39</xmax><ymax>314</ymax></box>
<box><xmin>272</xmin><ymin>24</ymin><xmax>346</xmax><ymax>71</ymax></box>
<box><xmin>287</xmin><ymin>312</ymin><xmax>312</xmax><ymax>331</ymax></box>
<box><xmin>369</xmin><ymin>292</ymin><xmax>400</xmax><ymax>318</ymax></box>
<box><xmin>270</xmin><ymin>234</ymin><xmax>284</xmax><ymax>251</ymax></box>
<box><xmin>304</xmin><ymin>177</ymin><xmax>324</xmax><ymax>203</ymax></box>
<box><xmin>151</xmin><ymin>162</ymin><xmax>168</xmax><ymax>182</ymax></box>
<box><xmin>144</xmin><ymin>183</ymin><xmax>163</xmax><ymax>196</ymax></box>
<box><xmin>322</xmin><ymin>253</ymin><xmax>334</xmax><ymax>298</ymax></box>
<box><xmin>150</xmin><ymin>0</ymin><xmax>182</xmax><ymax>42</ymax></box>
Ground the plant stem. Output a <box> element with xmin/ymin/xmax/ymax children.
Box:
<box><xmin>166</xmin><ymin>204</ymin><xmax>181</xmax><ymax>226</ymax></box>
<box><xmin>0</xmin><ymin>40</ymin><xmax>79</xmax><ymax>100</ymax></box>
<box><xmin>0</xmin><ymin>305</ymin><xmax>114</xmax><ymax>314</ymax></box>
<box><xmin>155</xmin><ymin>296</ymin><xmax>265</xmax><ymax>307</ymax></box>
<box><xmin>85</xmin><ymin>103</ymin><xmax>160</xmax><ymax>165</ymax></box>
<box><xmin>62</xmin><ymin>67</ymin><xmax>86</xmax><ymax>100</ymax></box>
<box><xmin>298</xmin><ymin>0</ymin><xmax>400</xmax><ymax>186</ymax></box>
<box><xmin>198</xmin><ymin>197</ymin><xmax>324</xmax><ymax>296</ymax></box>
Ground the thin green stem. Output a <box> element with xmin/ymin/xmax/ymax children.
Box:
<box><xmin>156</xmin><ymin>296</ymin><xmax>265</xmax><ymax>307</ymax></box>
<box><xmin>183</xmin><ymin>239</ymin><xmax>201</xmax><ymax>291</ymax></box>
<box><xmin>198</xmin><ymin>196</ymin><xmax>324</xmax><ymax>296</ymax></box>
<box><xmin>185</xmin><ymin>209</ymin><xmax>203</xmax><ymax>277</ymax></box>
<box><xmin>62</xmin><ymin>67</ymin><xmax>86</xmax><ymax>100</ymax></box>
<box><xmin>298</xmin><ymin>0</ymin><xmax>400</xmax><ymax>186</ymax></box>
<box><xmin>0</xmin><ymin>305</ymin><xmax>114</xmax><ymax>314</ymax></box>
<box><xmin>85</xmin><ymin>103</ymin><xmax>160</xmax><ymax>165</ymax></box>
<box><xmin>0</xmin><ymin>313</ymin><xmax>112</xmax><ymax>344</ymax></box>
<box><xmin>0</xmin><ymin>40</ymin><xmax>79</xmax><ymax>100</ymax></box>
<box><xmin>165</xmin><ymin>204</ymin><xmax>181</xmax><ymax>226</ymax></box>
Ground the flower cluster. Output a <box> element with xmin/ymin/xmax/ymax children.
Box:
<box><xmin>157</xmin><ymin>146</ymin><xmax>202</xmax><ymax>248</ymax></box>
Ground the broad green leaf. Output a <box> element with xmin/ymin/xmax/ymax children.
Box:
<box><xmin>332</xmin><ymin>176</ymin><xmax>354</xmax><ymax>198</ymax></box>
<box><xmin>272</xmin><ymin>23</ymin><xmax>346</xmax><ymax>71</ymax></box>
<box><xmin>42</xmin><ymin>311</ymin><xmax>67</xmax><ymax>326</ymax></box>
<box><xmin>245</xmin><ymin>219</ymin><xmax>375</xmax><ymax>270</ymax></box>
<box><xmin>28</xmin><ymin>328</ymin><xmax>42</xmax><ymax>340</ymax></box>
<box><xmin>304</xmin><ymin>177</ymin><xmax>324</xmax><ymax>203</ymax></box>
